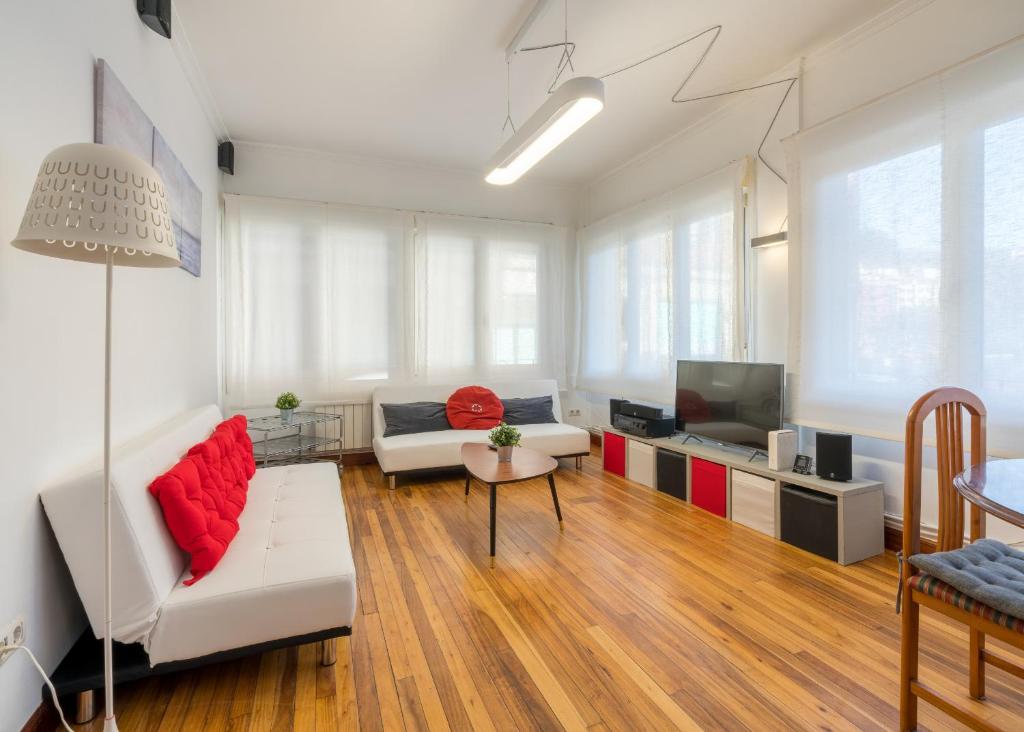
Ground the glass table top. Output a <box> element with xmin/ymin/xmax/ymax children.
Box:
<box><xmin>954</xmin><ymin>459</ymin><xmax>1024</xmax><ymax>528</ymax></box>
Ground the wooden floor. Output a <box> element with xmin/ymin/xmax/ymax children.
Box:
<box><xmin>63</xmin><ymin>454</ymin><xmax>1024</xmax><ymax>731</ymax></box>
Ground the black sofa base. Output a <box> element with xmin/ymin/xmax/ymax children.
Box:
<box><xmin>45</xmin><ymin>625</ymin><xmax>352</xmax><ymax>716</ymax></box>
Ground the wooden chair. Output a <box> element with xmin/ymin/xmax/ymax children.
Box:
<box><xmin>901</xmin><ymin>387</ymin><xmax>1024</xmax><ymax>731</ymax></box>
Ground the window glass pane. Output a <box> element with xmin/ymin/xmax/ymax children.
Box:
<box><xmin>810</xmin><ymin>143</ymin><xmax>942</xmax><ymax>394</ymax></box>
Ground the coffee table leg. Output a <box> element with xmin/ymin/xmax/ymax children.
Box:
<box><xmin>489</xmin><ymin>484</ymin><xmax>497</xmax><ymax>567</ymax></box>
<box><xmin>464</xmin><ymin>472</ymin><xmax>471</xmax><ymax>500</ymax></box>
<box><xmin>548</xmin><ymin>473</ymin><xmax>563</xmax><ymax>527</ymax></box>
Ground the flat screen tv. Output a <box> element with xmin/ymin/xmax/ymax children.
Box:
<box><xmin>675</xmin><ymin>360</ymin><xmax>784</xmax><ymax>450</ymax></box>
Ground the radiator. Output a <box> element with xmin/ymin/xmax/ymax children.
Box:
<box><xmin>310</xmin><ymin>402</ymin><xmax>374</xmax><ymax>451</ymax></box>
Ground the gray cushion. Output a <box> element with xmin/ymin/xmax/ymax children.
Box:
<box><xmin>381</xmin><ymin>401</ymin><xmax>451</xmax><ymax>438</ymax></box>
<box><xmin>909</xmin><ymin>539</ymin><xmax>1024</xmax><ymax>619</ymax></box>
<box><xmin>500</xmin><ymin>396</ymin><xmax>557</xmax><ymax>426</ymax></box>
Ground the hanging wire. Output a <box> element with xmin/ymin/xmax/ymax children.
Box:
<box><xmin>521</xmin><ymin>0</ymin><xmax>576</xmax><ymax>93</ymax></box>
<box><xmin>511</xmin><ymin>14</ymin><xmax>799</xmax><ymax>184</ymax></box>
<box><xmin>501</xmin><ymin>57</ymin><xmax>517</xmax><ymax>137</ymax></box>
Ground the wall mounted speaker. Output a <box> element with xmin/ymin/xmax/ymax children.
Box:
<box><xmin>218</xmin><ymin>141</ymin><xmax>235</xmax><ymax>175</ymax></box>
<box><xmin>138</xmin><ymin>0</ymin><xmax>172</xmax><ymax>39</ymax></box>
<box><xmin>815</xmin><ymin>432</ymin><xmax>852</xmax><ymax>482</ymax></box>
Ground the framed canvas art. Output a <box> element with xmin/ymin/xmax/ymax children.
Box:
<box><xmin>94</xmin><ymin>58</ymin><xmax>202</xmax><ymax>276</ymax></box>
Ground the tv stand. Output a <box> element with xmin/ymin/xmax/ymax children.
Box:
<box><xmin>747</xmin><ymin>448</ymin><xmax>768</xmax><ymax>463</ymax></box>
<box><xmin>601</xmin><ymin>424</ymin><xmax>884</xmax><ymax>565</ymax></box>
<box><xmin>677</xmin><ymin>433</ymin><xmax>704</xmax><ymax>445</ymax></box>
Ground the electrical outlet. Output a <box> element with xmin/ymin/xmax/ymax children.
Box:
<box><xmin>568</xmin><ymin>408</ymin><xmax>582</xmax><ymax>417</ymax></box>
<box><xmin>0</xmin><ymin>617</ymin><xmax>25</xmax><ymax>665</ymax></box>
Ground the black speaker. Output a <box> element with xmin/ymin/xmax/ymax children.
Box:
<box><xmin>218</xmin><ymin>141</ymin><xmax>235</xmax><ymax>175</ymax></box>
<box><xmin>815</xmin><ymin>432</ymin><xmax>852</xmax><ymax>482</ymax></box>
<box><xmin>138</xmin><ymin>0</ymin><xmax>172</xmax><ymax>39</ymax></box>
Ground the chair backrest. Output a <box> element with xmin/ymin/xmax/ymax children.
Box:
<box><xmin>903</xmin><ymin>388</ymin><xmax>987</xmax><ymax>557</ymax></box>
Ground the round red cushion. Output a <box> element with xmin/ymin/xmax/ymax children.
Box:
<box><xmin>446</xmin><ymin>386</ymin><xmax>504</xmax><ymax>430</ymax></box>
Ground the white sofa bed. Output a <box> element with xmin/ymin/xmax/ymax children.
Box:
<box><xmin>40</xmin><ymin>405</ymin><xmax>356</xmax><ymax>720</ymax></box>
<box><xmin>372</xmin><ymin>379</ymin><xmax>590</xmax><ymax>488</ymax></box>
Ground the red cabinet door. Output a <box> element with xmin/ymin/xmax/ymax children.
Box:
<box><xmin>691</xmin><ymin>457</ymin><xmax>727</xmax><ymax>517</ymax></box>
<box><xmin>603</xmin><ymin>432</ymin><xmax>626</xmax><ymax>476</ymax></box>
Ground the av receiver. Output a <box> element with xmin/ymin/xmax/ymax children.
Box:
<box><xmin>610</xmin><ymin>399</ymin><xmax>675</xmax><ymax>438</ymax></box>
<box><xmin>612</xmin><ymin>413</ymin><xmax>675</xmax><ymax>438</ymax></box>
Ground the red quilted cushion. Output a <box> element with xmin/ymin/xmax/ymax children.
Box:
<box><xmin>148</xmin><ymin>456</ymin><xmax>239</xmax><ymax>585</ymax></box>
<box><xmin>220</xmin><ymin>415</ymin><xmax>256</xmax><ymax>479</ymax></box>
<box><xmin>446</xmin><ymin>386</ymin><xmax>504</xmax><ymax>430</ymax></box>
<box><xmin>188</xmin><ymin>434</ymin><xmax>247</xmax><ymax>521</ymax></box>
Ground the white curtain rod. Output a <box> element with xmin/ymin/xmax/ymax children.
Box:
<box><xmin>221</xmin><ymin>191</ymin><xmax>560</xmax><ymax>228</ymax></box>
<box><xmin>783</xmin><ymin>31</ymin><xmax>1024</xmax><ymax>143</ymax></box>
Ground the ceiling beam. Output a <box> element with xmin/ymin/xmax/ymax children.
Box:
<box><xmin>505</xmin><ymin>0</ymin><xmax>554</xmax><ymax>61</ymax></box>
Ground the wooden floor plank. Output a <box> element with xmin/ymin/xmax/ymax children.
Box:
<box><xmin>75</xmin><ymin>456</ymin><xmax>1024</xmax><ymax>731</ymax></box>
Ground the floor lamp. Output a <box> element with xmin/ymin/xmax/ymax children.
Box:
<box><xmin>11</xmin><ymin>143</ymin><xmax>181</xmax><ymax>731</ymax></box>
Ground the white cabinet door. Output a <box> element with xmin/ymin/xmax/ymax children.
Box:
<box><xmin>731</xmin><ymin>470</ymin><xmax>775</xmax><ymax>536</ymax></box>
<box><xmin>626</xmin><ymin>440</ymin><xmax>655</xmax><ymax>489</ymax></box>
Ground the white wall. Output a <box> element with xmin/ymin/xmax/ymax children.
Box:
<box><xmin>0</xmin><ymin>2</ymin><xmax>221</xmax><ymax>728</ymax></box>
<box><xmin>224</xmin><ymin>141</ymin><xmax>580</xmax><ymax>227</ymax></box>
<box><xmin>575</xmin><ymin>0</ymin><xmax>1024</xmax><ymax>534</ymax></box>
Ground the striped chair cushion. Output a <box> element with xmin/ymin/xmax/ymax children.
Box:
<box><xmin>910</xmin><ymin>574</ymin><xmax>1024</xmax><ymax>633</ymax></box>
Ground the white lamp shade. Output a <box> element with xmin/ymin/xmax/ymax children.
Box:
<box><xmin>11</xmin><ymin>142</ymin><xmax>180</xmax><ymax>268</ymax></box>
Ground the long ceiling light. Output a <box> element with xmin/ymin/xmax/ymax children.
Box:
<box><xmin>486</xmin><ymin>76</ymin><xmax>604</xmax><ymax>185</ymax></box>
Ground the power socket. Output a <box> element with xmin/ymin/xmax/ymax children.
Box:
<box><xmin>568</xmin><ymin>408</ymin><xmax>582</xmax><ymax>417</ymax></box>
<box><xmin>0</xmin><ymin>617</ymin><xmax>26</xmax><ymax>665</ymax></box>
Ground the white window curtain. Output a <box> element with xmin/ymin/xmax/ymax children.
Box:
<box><xmin>786</xmin><ymin>39</ymin><xmax>1024</xmax><ymax>454</ymax></box>
<box><xmin>223</xmin><ymin>196</ymin><xmax>568</xmax><ymax>406</ymax></box>
<box><xmin>576</xmin><ymin>163</ymin><xmax>745</xmax><ymax>404</ymax></box>
<box><xmin>413</xmin><ymin>213</ymin><xmax>567</xmax><ymax>383</ymax></box>
<box><xmin>223</xmin><ymin>196</ymin><xmax>411</xmax><ymax>406</ymax></box>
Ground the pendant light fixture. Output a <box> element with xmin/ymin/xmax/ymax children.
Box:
<box><xmin>486</xmin><ymin>76</ymin><xmax>604</xmax><ymax>185</ymax></box>
<box><xmin>487</xmin><ymin>0</ymin><xmax>603</xmax><ymax>185</ymax></box>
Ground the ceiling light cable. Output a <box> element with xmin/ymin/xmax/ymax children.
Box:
<box><xmin>509</xmin><ymin>16</ymin><xmax>798</xmax><ymax>184</ymax></box>
<box><xmin>502</xmin><ymin>58</ymin><xmax>517</xmax><ymax>137</ymax></box>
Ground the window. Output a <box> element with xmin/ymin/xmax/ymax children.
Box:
<box><xmin>223</xmin><ymin>198</ymin><xmax>567</xmax><ymax>406</ymax></box>
<box><xmin>577</xmin><ymin>164</ymin><xmax>742</xmax><ymax>404</ymax></box>
<box><xmin>788</xmin><ymin>40</ymin><xmax>1024</xmax><ymax>453</ymax></box>
<box><xmin>415</xmin><ymin>214</ymin><xmax>566</xmax><ymax>382</ymax></box>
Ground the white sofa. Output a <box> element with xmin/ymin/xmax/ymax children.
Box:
<box><xmin>40</xmin><ymin>405</ymin><xmax>356</xmax><ymax>716</ymax></box>
<box><xmin>372</xmin><ymin>379</ymin><xmax>590</xmax><ymax>488</ymax></box>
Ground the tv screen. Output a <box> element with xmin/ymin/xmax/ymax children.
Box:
<box><xmin>675</xmin><ymin>360</ymin><xmax>783</xmax><ymax>450</ymax></box>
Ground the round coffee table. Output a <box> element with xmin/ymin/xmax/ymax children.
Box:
<box><xmin>461</xmin><ymin>442</ymin><xmax>563</xmax><ymax>566</ymax></box>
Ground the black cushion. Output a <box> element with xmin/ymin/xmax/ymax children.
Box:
<box><xmin>500</xmin><ymin>396</ymin><xmax>557</xmax><ymax>426</ymax></box>
<box><xmin>381</xmin><ymin>401</ymin><xmax>451</xmax><ymax>437</ymax></box>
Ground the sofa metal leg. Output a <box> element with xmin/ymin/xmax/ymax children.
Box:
<box><xmin>575</xmin><ymin>455</ymin><xmax>582</xmax><ymax>470</ymax></box>
<box><xmin>320</xmin><ymin>638</ymin><xmax>337</xmax><ymax>667</ymax></box>
<box><xmin>74</xmin><ymin>689</ymin><xmax>97</xmax><ymax>724</ymax></box>
<box><xmin>388</xmin><ymin>475</ymin><xmax>396</xmax><ymax>491</ymax></box>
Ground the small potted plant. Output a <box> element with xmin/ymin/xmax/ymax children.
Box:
<box><xmin>275</xmin><ymin>391</ymin><xmax>301</xmax><ymax>425</ymax></box>
<box><xmin>489</xmin><ymin>422</ymin><xmax>521</xmax><ymax>463</ymax></box>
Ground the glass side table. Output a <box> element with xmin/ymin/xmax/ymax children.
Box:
<box><xmin>247</xmin><ymin>411</ymin><xmax>344</xmax><ymax>467</ymax></box>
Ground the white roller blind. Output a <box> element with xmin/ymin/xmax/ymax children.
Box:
<box><xmin>414</xmin><ymin>213</ymin><xmax>567</xmax><ymax>383</ymax></box>
<box><xmin>223</xmin><ymin>196</ymin><xmax>410</xmax><ymax>405</ymax></box>
<box><xmin>577</xmin><ymin>163</ymin><xmax>743</xmax><ymax>404</ymax></box>
<box><xmin>787</xmin><ymin>40</ymin><xmax>1024</xmax><ymax>454</ymax></box>
<box><xmin>223</xmin><ymin>196</ymin><xmax>568</xmax><ymax>406</ymax></box>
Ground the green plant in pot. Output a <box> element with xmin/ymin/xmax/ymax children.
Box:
<box><xmin>489</xmin><ymin>422</ymin><xmax>521</xmax><ymax>463</ymax></box>
<box><xmin>275</xmin><ymin>391</ymin><xmax>301</xmax><ymax>424</ymax></box>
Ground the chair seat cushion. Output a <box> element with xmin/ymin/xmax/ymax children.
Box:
<box><xmin>909</xmin><ymin>574</ymin><xmax>1024</xmax><ymax>633</ymax></box>
<box><xmin>908</xmin><ymin>538</ymin><xmax>1024</xmax><ymax>625</ymax></box>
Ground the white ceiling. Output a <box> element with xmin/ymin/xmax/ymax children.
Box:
<box><xmin>176</xmin><ymin>0</ymin><xmax>896</xmax><ymax>184</ymax></box>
